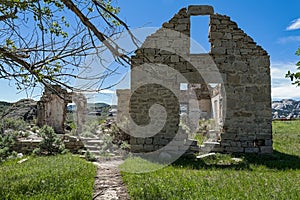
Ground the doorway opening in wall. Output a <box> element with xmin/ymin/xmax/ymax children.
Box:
<box><xmin>190</xmin><ymin>16</ymin><xmax>210</xmax><ymax>54</ymax></box>
<box><xmin>179</xmin><ymin>83</ymin><xmax>224</xmax><ymax>152</ymax></box>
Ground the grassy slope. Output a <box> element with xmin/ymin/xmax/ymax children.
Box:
<box><xmin>121</xmin><ymin>121</ymin><xmax>300</xmax><ymax>200</ymax></box>
<box><xmin>0</xmin><ymin>154</ymin><xmax>97</xmax><ymax>200</ymax></box>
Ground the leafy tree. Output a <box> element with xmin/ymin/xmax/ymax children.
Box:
<box><xmin>286</xmin><ymin>48</ymin><xmax>300</xmax><ymax>86</ymax></box>
<box><xmin>0</xmin><ymin>0</ymin><xmax>135</xmax><ymax>93</ymax></box>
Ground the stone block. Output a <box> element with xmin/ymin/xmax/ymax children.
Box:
<box><xmin>131</xmin><ymin>145</ymin><xmax>144</xmax><ymax>152</ymax></box>
<box><xmin>130</xmin><ymin>137</ymin><xmax>137</xmax><ymax>145</ymax></box>
<box><xmin>175</xmin><ymin>24</ymin><xmax>188</xmax><ymax>31</ymax></box>
<box><xmin>226</xmin><ymin>147</ymin><xmax>244</xmax><ymax>153</ymax></box>
<box><xmin>188</xmin><ymin>5</ymin><xmax>214</xmax><ymax>15</ymax></box>
<box><xmin>212</xmin><ymin>47</ymin><xmax>228</xmax><ymax>56</ymax></box>
<box><xmin>260</xmin><ymin>146</ymin><xmax>273</xmax><ymax>154</ymax></box>
<box><xmin>144</xmin><ymin>144</ymin><xmax>154</xmax><ymax>151</ymax></box>
<box><xmin>162</xmin><ymin>22</ymin><xmax>174</xmax><ymax>29</ymax></box>
<box><xmin>265</xmin><ymin>139</ymin><xmax>273</xmax><ymax>146</ymax></box>
<box><xmin>136</xmin><ymin>138</ymin><xmax>145</xmax><ymax>145</ymax></box>
<box><xmin>145</xmin><ymin>138</ymin><xmax>153</xmax><ymax>145</ymax></box>
<box><xmin>210</xmin><ymin>32</ymin><xmax>223</xmax><ymax>39</ymax></box>
<box><xmin>221</xmin><ymin>134</ymin><xmax>237</xmax><ymax>140</ymax></box>
<box><xmin>245</xmin><ymin>148</ymin><xmax>259</xmax><ymax>153</ymax></box>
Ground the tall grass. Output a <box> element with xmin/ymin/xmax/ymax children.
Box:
<box><xmin>0</xmin><ymin>154</ymin><xmax>97</xmax><ymax>200</ymax></box>
<box><xmin>121</xmin><ymin>121</ymin><xmax>300</xmax><ymax>200</ymax></box>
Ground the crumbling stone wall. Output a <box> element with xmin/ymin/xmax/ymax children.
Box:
<box><xmin>12</xmin><ymin>136</ymin><xmax>84</xmax><ymax>154</ymax></box>
<box><xmin>37</xmin><ymin>85</ymin><xmax>71</xmax><ymax>134</ymax></box>
<box><xmin>209</xmin><ymin>14</ymin><xmax>272</xmax><ymax>153</ymax></box>
<box><xmin>117</xmin><ymin>5</ymin><xmax>272</xmax><ymax>154</ymax></box>
<box><xmin>37</xmin><ymin>85</ymin><xmax>87</xmax><ymax>135</ymax></box>
<box><xmin>72</xmin><ymin>93</ymin><xmax>87</xmax><ymax>135</ymax></box>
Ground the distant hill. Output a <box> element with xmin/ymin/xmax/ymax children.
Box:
<box><xmin>0</xmin><ymin>101</ymin><xmax>13</xmax><ymax>115</ymax></box>
<box><xmin>272</xmin><ymin>99</ymin><xmax>300</xmax><ymax>119</ymax></box>
<box><xmin>0</xmin><ymin>99</ymin><xmax>37</xmax><ymax>121</ymax></box>
<box><xmin>2</xmin><ymin>99</ymin><xmax>299</xmax><ymax>120</ymax></box>
<box><xmin>67</xmin><ymin>102</ymin><xmax>110</xmax><ymax>112</ymax></box>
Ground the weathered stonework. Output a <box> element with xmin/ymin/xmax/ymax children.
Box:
<box><xmin>117</xmin><ymin>5</ymin><xmax>272</xmax><ymax>154</ymax></box>
<box><xmin>37</xmin><ymin>85</ymin><xmax>71</xmax><ymax>134</ymax></box>
<box><xmin>72</xmin><ymin>93</ymin><xmax>87</xmax><ymax>135</ymax></box>
<box><xmin>12</xmin><ymin>136</ymin><xmax>85</xmax><ymax>154</ymax></box>
<box><xmin>37</xmin><ymin>85</ymin><xmax>87</xmax><ymax>135</ymax></box>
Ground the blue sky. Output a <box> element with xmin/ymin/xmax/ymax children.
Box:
<box><xmin>1</xmin><ymin>0</ymin><xmax>300</xmax><ymax>103</ymax></box>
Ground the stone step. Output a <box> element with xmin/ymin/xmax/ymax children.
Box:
<box><xmin>80</xmin><ymin>150</ymin><xmax>100</xmax><ymax>155</ymax></box>
<box><xmin>199</xmin><ymin>141</ymin><xmax>222</xmax><ymax>153</ymax></box>
<box><xmin>196</xmin><ymin>152</ymin><xmax>216</xmax><ymax>159</ymax></box>
<box><xmin>84</xmin><ymin>145</ymin><xmax>101</xmax><ymax>151</ymax></box>
<box><xmin>84</xmin><ymin>140</ymin><xmax>104</xmax><ymax>146</ymax></box>
<box><xmin>80</xmin><ymin>150</ymin><xmax>123</xmax><ymax>159</ymax></box>
<box><xmin>80</xmin><ymin>137</ymin><xmax>100</xmax><ymax>141</ymax></box>
<box><xmin>203</xmin><ymin>141</ymin><xmax>220</xmax><ymax>147</ymax></box>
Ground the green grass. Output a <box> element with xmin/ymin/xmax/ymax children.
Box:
<box><xmin>0</xmin><ymin>154</ymin><xmax>97</xmax><ymax>200</ymax></box>
<box><xmin>273</xmin><ymin>120</ymin><xmax>300</xmax><ymax>155</ymax></box>
<box><xmin>121</xmin><ymin>121</ymin><xmax>300</xmax><ymax>200</ymax></box>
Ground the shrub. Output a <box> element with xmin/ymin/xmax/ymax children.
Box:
<box><xmin>34</xmin><ymin>125</ymin><xmax>66</xmax><ymax>156</ymax></box>
<box><xmin>1</xmin><ymin>118</ymin><xmax>28</xmax><ymax>131</ymax></box>
<box><xmin>106</xmin><ymin>123</ymin><xmax>130</xmax><ymax>146</ymax></box>
<box><xmin>0</xmin><ymin>134</ymin><xmax>16</xmax><ymax>162</ymax></box>
<box><xmin>84</xmin><ymin>150</ymin><xmax>97</xmax><ymax>162</ymax></box>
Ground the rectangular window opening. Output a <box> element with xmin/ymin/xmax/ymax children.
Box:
<box><xmin>190</xmin><ymin>16</ymin><xmax>210</xmax><ymax>54</ymax></box>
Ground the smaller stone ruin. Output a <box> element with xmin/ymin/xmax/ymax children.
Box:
<box><xmin>36</xmin><ymin>85</ymin><xmax>87</xmax><ymax>135</ymax></box>
<box><xmin>37</xmin><ymin>85</ymin><xmax>71</xmax><ymax>134</ymax></box>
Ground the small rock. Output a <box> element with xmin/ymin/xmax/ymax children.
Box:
<box><xmin>196</xmin><ymin>153</ymin><xmax>216</xmax><ymax>159</ymax></box>
<box><xmin>17</xmin><ymin>153</ymin><xmax>23</xmax><ymax>158</ymax></box>
<box><xmin>231</xmin><ymin>157</ymin><xmax>243</xmax><ymax>163</ymax></box>
<box><xmin>17</xmin><ymin>158</ymin><xmax>28</xmax><ymax>164</ymax></box>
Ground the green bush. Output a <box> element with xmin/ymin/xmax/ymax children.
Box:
<box><xmin>0</xmin><ymin>134</ymin><xmax>15</xmax><ymax>162</ymax></box>
<box><xmin>1</xmin><ymin>118</ymin><xmax>28</xmax><ymax>131</ymax></box>
<box><xmin>34</xmin><ymin>125</ymin><xmax>66</xmax><ymax>156</ymax></box>
<box><xmin>84</xmin><ymin>150</ymin><xmax>97</xmax><ymax>162</ymax></box>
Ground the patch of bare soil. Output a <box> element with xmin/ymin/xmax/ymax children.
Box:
<box><xmin>93</xmin><ymin>160</ymin><xmax>129</xmax><ymax>200</ymax></box>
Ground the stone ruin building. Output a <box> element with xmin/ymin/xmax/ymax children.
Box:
<box><xmin>37</xmin><ymin>85</ymin><xmax>87</xmax><ymax>135</ymax></box>
<box><xmin>117</xmin><ymin>5</ymin><xmax>273</xmax><ymax>154</ymax></box>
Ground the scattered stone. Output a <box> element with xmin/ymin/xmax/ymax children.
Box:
<box><xmin>196</xmin><ymin>153</ymin><xmax>216</xmax><ymax>159</ymax></box>
<box><xmin>17</xmin><ymin>158</ymin><xmax>28</xmax><ymax>164</ymax></box>
<box><xmin>231</xmin><ymin>157</ymin><xmax>243</xmax><ymax>163</ymax></box>
<box><xmin>17</xmin><ymin>153</ymin><xmax>23</xmax><ymax>158</ymax></box>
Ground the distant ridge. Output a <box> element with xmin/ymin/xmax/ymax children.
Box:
<box><xmin>272</xmin><ymin>99</ymin><xmax>300</xmax><ymax>119</ymax></box>
<box><xmin>1</xmin><ymin>99</ymin><xmax>299</xmax><ymax>119</ymax></box>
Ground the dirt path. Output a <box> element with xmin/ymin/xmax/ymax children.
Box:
<box><xmin>92</xmin><ymin>160</ymin><xmax>129</xmax><ymax>200</ymax></box>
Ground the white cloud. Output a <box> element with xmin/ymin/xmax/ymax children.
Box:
<box><xmin>286</xmin><ymin>18</ymin><xmax>300</xmax><ymax>30</ymax></box>
<box><xmin>271</xmin><ymin>62</ymin><xmax>296</xmax><ymax>79</ymax></box>
<box><xmin>271</xmin><ymin>62</ymin><xmax>300</xmax><ymax>99</ymax></box>
<box><xmin>272</xmin><ymin>85</ymin><xmax>300</xmax><ymax>99</ymax></box>
<box><xmin>277</xmin><ymin>36</ymin><xmax>300</xmax><ymax>44</ymax></box>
